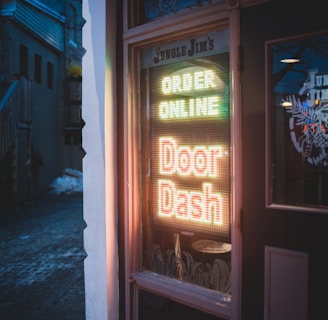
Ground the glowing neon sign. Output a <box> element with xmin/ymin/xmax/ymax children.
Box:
<box><xmin>159</xmin><ymin>137</ymin><xmax>223</xmax><ymax>178</ymax></box>
<box><xmin>161</xmin><ymin>70</ymin><xmax>217</xmax><ymax>93</ymax></box>
<box><xmin>159</xmin><ymin>96</ymin><xmax>220</xmax><ymax>119</ymax></box>
<box><xmin>152</xmin><ymin>62</ymin><xmax>230</xmax><ymax>236</ymax></box>
<box><xmin>158</xmin><ymin>67</ymin><xmax>226</xmax><ymax>120</ymax></box>
<box><xmin>158</xmin><ymin>180</ymin><xmax>223</xmax><ymax>225</ymax></box>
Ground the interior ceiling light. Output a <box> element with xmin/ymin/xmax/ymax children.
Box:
<box><xmin>280</xmin><ymin>58</ymin><xmax>300</xmax><ymax>63</ymax></box>
<box><xmin>280</xmin><ymin>100</ymin><xmax>292</xmax><ymax>107</ymax></box>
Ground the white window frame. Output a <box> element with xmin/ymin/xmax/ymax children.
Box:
<box><xmin>122</xmin><ymin>2</ymin><xmax>242</xmax><ymax>319</ymax></box>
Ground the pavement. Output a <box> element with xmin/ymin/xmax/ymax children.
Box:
<box><xmin>0</xmin><ymin>192</ymin><xmax>86</xmax><ymax>320</ymax></box>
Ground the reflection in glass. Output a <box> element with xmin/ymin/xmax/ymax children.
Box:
<box><xmin>143</xmin><ymin>0</ymin><xmax>221</xmax><ymax>23</ymax></box>
<box><xmin>269</xmin><ymin>31</ymin><xmax>328</xmax><ymax>209</ymax></box>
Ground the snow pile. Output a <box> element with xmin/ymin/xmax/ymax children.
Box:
<box><xmin>48</xmin><ymin>168</ymin><xmax>83</xmax><ymax>195</ymax></box>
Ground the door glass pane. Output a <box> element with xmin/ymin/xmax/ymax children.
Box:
<box><xmin>267</xmin><ymin>30</ymin><xmax>328</xmax><ymax>210</ymax></box>
<box><xmin>140</xmin><ymin>30</ymin><xmax>232</xmax><ymax>293</ymax></box>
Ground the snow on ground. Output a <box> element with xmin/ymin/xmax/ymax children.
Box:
<box><xmin>48</xmin><ymin>168</ymin><xmax>83</xmax><ymax>195</ymax></box>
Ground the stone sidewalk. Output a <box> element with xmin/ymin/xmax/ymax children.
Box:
<box><xmin>0</xmin><ymin>193</ymin><xmax>86</xmax><ymax>320</ymax></box>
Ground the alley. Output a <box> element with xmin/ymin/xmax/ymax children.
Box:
<box><xmin>0</xmin><ymin>193</ymin><xmax>86</xmax><ymax>320</ymax></box>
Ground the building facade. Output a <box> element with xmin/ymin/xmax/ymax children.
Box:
<box><xmin>74</xmin><ymin>0</ymin><xmax>328</xmax><ymax>319</ymax></box>
<box><xmin>0</xmin><ymin>0</ymin><xmax>85</xmax><ymax>206</ymax></box>
<box><xmin>4</xmin><ymin>0</ymin><xmax>325</xmax><ymax>318</ymax></box>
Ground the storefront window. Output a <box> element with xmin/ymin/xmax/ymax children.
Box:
<box><xmin>140</xmin><ymin>29</ymin><xmax>232</xmax><ymax>293</ymax></box>
<box><xmin>129</xmin><ymin>0</ymin><xmax>222</xmax><ymax>27</ymax></box>
<box><xmin>266</xmin><ymin>30</ymin><xmax>328</xmax><ymax>212</ymax></box>
<box><xmin>144</xmin><ymin>0</ymin><xmax>221</xmax><ymax>22</ymax></box>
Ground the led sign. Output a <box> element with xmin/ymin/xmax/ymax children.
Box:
<box><xmin>161</xmin><ymin>70</ymin><xmax>217</xmax><ymax>93</ymax></box>
<box><xmin>158</xmin><ymin>67</ymin><xmax>225</xmax><ymax>120</ymax></box>
<box><xmin>159</xmin><ymin>96</ymin><xmax>221</xmax><ymax>119</ymax></box>
<box><xmin>158</xmin><ymin>180</ymin><xmax>223</xmax><ymax>225</ymax></box>
<box><xmin>150</xmin><ymin>60</ymin><xmax>230</xmax><ymax>238</ymax></box>
<box><xmin>159</xmin><ymin>137</ymin><xmax>223</xmax><ymax>177</ymax></box>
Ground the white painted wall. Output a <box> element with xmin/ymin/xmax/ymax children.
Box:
<box><xmin>82</xmin><ymin>0</ymin><xmax>119</xmax><ymax>319</ymax></box>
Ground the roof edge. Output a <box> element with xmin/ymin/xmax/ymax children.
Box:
<box><xmin>24</xmin><ymin>0</ymin><xmax>65</xmax><ymax>22</ymax></box>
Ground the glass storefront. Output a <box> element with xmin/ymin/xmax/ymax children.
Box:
<box><xmin>140</xmin><ymin>30</ymin><xmax>232</xmax><ymax>294</ymax></box>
